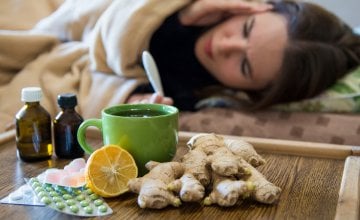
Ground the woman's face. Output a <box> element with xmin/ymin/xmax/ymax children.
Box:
<box><xmin>195</xmin><ymin>12</ymin><xmax>288</xmax><ymax>90</ymax></box>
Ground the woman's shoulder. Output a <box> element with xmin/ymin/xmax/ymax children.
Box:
<box><xmin>90</xmin><ymin>0</ymin><xmax>192</xmax><ymax>77</ymax></box>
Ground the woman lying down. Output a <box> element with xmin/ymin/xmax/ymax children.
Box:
<box><xmin>0</xmin><ymin>0</ymin><xmax>359</xmax><ymax>131</ymax></box>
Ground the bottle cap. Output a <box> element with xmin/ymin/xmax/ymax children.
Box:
<box><xmin>21</xmin><ymin>87</ymin><xmax>42</xmax><ymax>102</ymax></box>
<box><xmin>57</xmin><ymin>93</ymin><xmax>77</xmax><ymax>108</ymax></box>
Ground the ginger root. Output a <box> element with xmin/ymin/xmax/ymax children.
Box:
<box><xmin>203</xmin><ymin>173</ymin><xmax>255</xmax><ymax>207</ymax></box>
<box><xmin>187</xmin><ymin>133</ymin><xmax>266</xmax><ymax>166</ymax></box>
<box><xmin>224</xmin><ymin>138</ymin><xmax>266</xmax><ymax>167</ymax></box>
<box><xmin>241</xmin><ymin>159</ymin><xmax>282</xmax><ymax>204</ymax></box>
<box><xmin>128</xmin><ymin>133</ymin><xmax>282</xmax><ymax>209</ymax></box>
<box><xmin>187</xmin><ymin>133</ymin><xmax>280</xmax><ymax>206</ymax></box>
<box><xmin>127</xmin><ymin>161</ymin><xmax>184</xmax><ymax>209</ymax></box>
<box><xmin>168</xmin><ymin>173</ymin><xmax>206</xmax><ymax>202</ymax></box>
<box><xmin>207</xmin><ymin>146</ymin><xmax>249</xmax><ymax>177</ymax></box>
<box><xmin>168</xmin><ymin>148</ymin><xmax>209</xmax><ymax>202</ymax></box>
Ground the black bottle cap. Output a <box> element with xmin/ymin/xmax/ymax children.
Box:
<box><xmin>57</xmin><ymin>93</ymin><xmax>77</xmax><ymax>108</ymax></box>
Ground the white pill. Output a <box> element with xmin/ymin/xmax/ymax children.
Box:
<box><xmin>9</xmin><ymin>192</ymin><xmax>23</xmax><ymax>201</ymax></box>
<box><xmin>20</xmin><ymin>185</ymin><xmax>33</xmax><ymax>195</ymax></box>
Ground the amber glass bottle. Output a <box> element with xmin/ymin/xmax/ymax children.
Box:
<box><xmin>15</xmin><ymin>87</ymin><xmax>53</xmax><ymax>162</ymax></box>
<box><xmin>53</xmin><ymin>93</ymin><xmax>84</xmax><ymax>159</ymax></box>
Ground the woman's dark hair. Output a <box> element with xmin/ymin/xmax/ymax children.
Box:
<box><xmin>249</xmin><ymin>0</ymin><xmax>360</xmax><ymax>109</ymax></box>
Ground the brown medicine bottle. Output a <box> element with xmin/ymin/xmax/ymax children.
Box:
<box><xmin>15</xmin><ymin>87</ymin><xmax>53</xmax><ymax>162</ymax></box>
<box><xmin>53</xmin><ymin>93</ymin><xmax>84</xmax><ymax>159</ymax></box>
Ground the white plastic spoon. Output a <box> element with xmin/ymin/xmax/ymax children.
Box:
<box><xmin>142</xmin><ymin>51</ymin><xmax>165</xmax><ymax>96</ymax></box>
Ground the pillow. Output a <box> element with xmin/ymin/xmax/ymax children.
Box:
<box><xmin>193</xmin><ymin>66</ymin><xmax>360</xmax><ymax>113</ymax></box>
<box><xmin>273</xmin><ymin>66</ymin><xmax>360</xmax><ymax>112</ymax></box>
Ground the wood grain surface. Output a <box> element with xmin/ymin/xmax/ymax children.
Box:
<box><xmin>0</xmin><ymin>132</ymin><xmax>357</xmax><ymax>220</ymax></box>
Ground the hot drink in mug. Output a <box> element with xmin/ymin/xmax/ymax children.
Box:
<box><xmin>77</xmin><ymin>104</ymin><xmax>179</xmax><ymax>176</ymax></box>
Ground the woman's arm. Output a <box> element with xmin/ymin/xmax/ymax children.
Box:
<box><xmin>179</xmin><ymin>0</ymin><xmax>272</xmax><ymax>26</ymax></box>
<box><xmin>127</xmin><ymin>93</ymin><xmax>174</xmax><ymax>105</ymax></box>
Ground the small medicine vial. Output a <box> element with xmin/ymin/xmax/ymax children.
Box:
<box><xmin>53</xmin><ymin>93</ymin><xmax>84</xmax><ymax>159</ymax></box>
<box><xmin>15</xmin><ymin>87</ymin><xmax>53</xmax><ymax>162</ymax></box>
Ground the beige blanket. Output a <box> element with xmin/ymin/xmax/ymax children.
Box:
<box><xmin>0</xmin><ymin>0</ymin><xmax>191</xmax><ymax>133</ymax></box>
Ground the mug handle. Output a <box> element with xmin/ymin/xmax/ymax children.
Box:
<box><xmin>77</xmin><ymin>119</ymin><xmax>102</xmax><ymax>154</ymax></box>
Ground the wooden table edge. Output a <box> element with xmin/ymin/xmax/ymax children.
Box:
<box><xmin>335</xmin><ymin>156</ymin><xmax>360</xmax><ymax>220</ymax></box>
<box><xmin>179</xmin><ymin>131</ymin><xmax>359</xmax><ymax>159</ymax></box>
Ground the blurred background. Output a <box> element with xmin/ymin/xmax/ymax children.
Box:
<box><xmin>310</xmin><ymin>0</ymin><xmax>360</xmax><ymax>29</ymax></box>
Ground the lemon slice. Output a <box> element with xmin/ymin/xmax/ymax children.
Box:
<box><xmin>85</xmin><ymin>145</ymin><xmax>138</xmax><ymax>198</ymax></box>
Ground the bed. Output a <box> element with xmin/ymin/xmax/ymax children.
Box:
<box><xmin>1</xmin><ymin>0</ymin><xmax>359</xmax><ymax>146</ymax></box>
<box><xmin>180</xmin><ymin>108</ymin><xmax>360</xmax><ymax>145</ymax></box>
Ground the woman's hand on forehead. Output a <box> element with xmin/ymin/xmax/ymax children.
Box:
<box><xmin>179</xmin><ymin>0</ymin><xmax>273</xmax><ymax>26</ymax></box>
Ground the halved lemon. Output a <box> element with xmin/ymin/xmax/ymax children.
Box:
<box><xmin>85</xmin><ymin>145</ymin><xmax>138</xmax><ymax>198</ymax></box>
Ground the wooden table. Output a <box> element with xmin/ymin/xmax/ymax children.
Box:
<box><xmin>0</xmin><ymin>130</ymin><xmax>359</xmax><ymax>220</ymax></box>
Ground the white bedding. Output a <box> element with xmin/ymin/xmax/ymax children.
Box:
<box><xmin>0</xmin><ymin>0</ymin><xmax>189</xmax><ymax>133</ymax></box>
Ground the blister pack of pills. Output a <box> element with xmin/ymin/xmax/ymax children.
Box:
<box><xmin>26</xmin><ymin>177</ymin><xmax>113</xmax><ymax>217</ymax></box>
<box><xmin>1</xmin><ymin>158</ymin><xmax>113</xmax><ymax>217</ymax></box>
<box><xmin>0</xmin><ymin>184</ymin><xmax>44</xmax><ymax>206</ymax></box>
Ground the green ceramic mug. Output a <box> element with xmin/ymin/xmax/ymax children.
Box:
<box><xmin>77</xmin><ymin>103</ymin><xmax>179</xmax><ymax>176</ymax></box>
